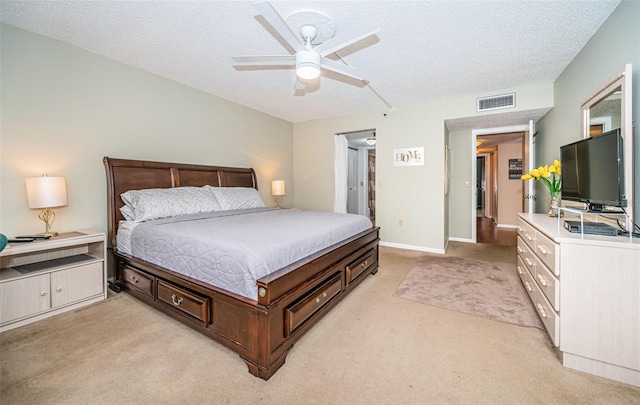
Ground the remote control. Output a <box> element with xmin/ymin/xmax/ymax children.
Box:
<box><xmin>8</xmin><ymin>238</ymin><xmax>35</xmax><ymax>243</ymax></box>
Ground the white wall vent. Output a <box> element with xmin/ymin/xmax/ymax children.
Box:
<box><xmin>477</xmin><ymin>93</ymin><xmax>516</xmax><ymax>112</ymax></box>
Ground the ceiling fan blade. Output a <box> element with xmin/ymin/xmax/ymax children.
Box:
<box><xmin>320</xmin><ymin>59</ymin><xmax>364</xmax><ymax>81</ymax></box>
<box><xmin>232</xmin><ymin>55</ymin><xmax>295</xmax><ymax>66</ymax></box>
<box><xmin>314</xmin><ymin>21</ymin><xmax>380</xmax><ymax>57</ymax></box>
<box><xmin>253</xmin><ymin>1</ymin><xmax>305</xmax><ymax>52</ymax></box>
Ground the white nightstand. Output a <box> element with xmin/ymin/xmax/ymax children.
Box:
<box><xmin>0</xmin><ymin>230</ymin><xmax>107</xmax><ymax>332</ymax></box>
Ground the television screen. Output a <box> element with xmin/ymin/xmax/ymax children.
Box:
<box><xmin>560</xmin><ymin>128</ymin><xmax>625</xmax><ymax>211</ymax></box>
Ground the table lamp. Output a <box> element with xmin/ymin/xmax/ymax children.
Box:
<box><xmin>26</xmin><ymin>175</ymin><xmax>68</xmax><ymax>236</ymax></box>
<box><xmin>271</xmin><ymin>180</ymin><xmax>285</xmax><ymax>209</ymax></box>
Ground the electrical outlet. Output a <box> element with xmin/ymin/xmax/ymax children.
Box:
<box><xmin>399</xmin><ymin>219</ymin><xmax>404</xmax><ymax>226</ymax></box>
<box><xmin>465</xmin><ymin>181</ymin><xmax>470</xmax><ymax>188</ymax></box>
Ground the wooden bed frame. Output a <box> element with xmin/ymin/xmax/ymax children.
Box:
<box><xmin>104</xmin><ymin>157</ymin><xmax>380</xmax><ymax>380</ymax></box>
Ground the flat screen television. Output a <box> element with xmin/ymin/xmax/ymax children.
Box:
<box><xmin>560</xmin><ymin>128</ymin><xmax>626</xmax><ymax>211</ymax></box>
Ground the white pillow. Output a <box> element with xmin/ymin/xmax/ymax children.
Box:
<box><xmin>206</xmin><ymin>186</ymin><xmax>265</xmax><ymax>211</ymax></box>
<box><xmin>120</xmin><ymin>186</ymin><xmax>221</xmax><ymax>221</ymax></box>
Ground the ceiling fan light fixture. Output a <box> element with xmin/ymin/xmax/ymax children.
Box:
<box><xmin>365</xmin><ymin>137</ymin><xmax>376</xmax><ymax>145</ymax></box>
<box><xmin>295</xmin><ymin>50</ymin><xmax>321</xmax><ymax>80</ymax></box>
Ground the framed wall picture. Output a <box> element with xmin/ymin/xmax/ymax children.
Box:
<box><xmin>509</xmin><ymin>158</ymin><xmax>522</xmax><ymax>179</ymax></box>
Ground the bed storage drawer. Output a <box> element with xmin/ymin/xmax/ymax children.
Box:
<box><xmin>285</xmin><ymin>273</ymin><xmax>342</xmax><ymax>337</ymax></box>
<box><xmin>346</xmin><ymin>249</ymin><xmax>376</xmax><ymax>285</ymax></box>
<box><xmin>121</xmin><ymin>264</ymin><xmax>154</xmax><ymax>297</ymax></box>
<box><xmin>157</xmin><ymin>280</ymin><xmax>210</xmax><ymax>325</ymax></box>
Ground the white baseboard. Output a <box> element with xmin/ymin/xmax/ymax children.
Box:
<box><xmin>496</xmin><ymin>223</ymin><xmax>519</xmax><ymax>229</ymax></box>
<box><xmin>448</xmin><ymin>237</ymin><xmax>474</xmax><ymax>243</ymax></box>
<box><xmin>380</xmin><ymin>241</ymin><xmax>445</xmax><ymax>255</ymax></box>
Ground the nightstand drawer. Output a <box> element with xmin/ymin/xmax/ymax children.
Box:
<box><xmin>121</xmin><ymin>264</ymin><xmax>154</xmax><ymax>297</ymax></box>
<box><xmin>157</xmin><ymin>280</ymin><xmax>210</xmax><ymax>325</ymax></box>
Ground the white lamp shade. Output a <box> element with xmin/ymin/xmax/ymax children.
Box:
<box><xmin>271</xmin><ymin>180</ymin><xmax>285</xmax><ymax>196</ymax></box>
<box><xmin>26</xmin><ymin>176</ymin><xmax>68</xmax><ymax>209</ymax></box>
<box><xmin>296</xmin><ymin>50</ymin><xmax>321</xmax><ymax>80</ymax></box>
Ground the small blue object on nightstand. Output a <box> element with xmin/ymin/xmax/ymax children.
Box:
<box><xmin>0</xmin><ymin>233</ymin><xmax>7</xmax><ymax>252</ymax></box>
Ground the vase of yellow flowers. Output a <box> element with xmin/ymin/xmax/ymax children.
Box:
<box><xmin>521</xmin><ymin>160</ymin><xmax>563</xmax><ymax>217</ymax></box>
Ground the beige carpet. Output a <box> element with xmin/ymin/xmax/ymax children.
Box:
<box><xmin>393</xmin><ymin>255</ymin><xmax>544</xmax><ymax>329</ymax></box>
<box><xmin>1</xmin><ymin>244</ymin><xmax>639</xmax><ymax>404</ymax></box>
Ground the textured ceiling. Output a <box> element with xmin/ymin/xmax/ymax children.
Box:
<box><xmin>0</xmin><ymin>0</ymin><xmax>621</xmax><ymax>124</ymax></box>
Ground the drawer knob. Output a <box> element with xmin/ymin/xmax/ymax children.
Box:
<box><xmin>536</xmin><ymin>303</ymin><xmax>548</xmax><ymax>318</ymax></box>
<box><xmin>517</xmin><ymin>246</ymin><xmax>523</xmax><ymax>254</ymax></box>
<box><xmin>171</xmin><ymin>294</ymin><xmax>183</xmax><ymax>306</ymax></box>
<box><xmin>525</xmin><ymin>281</ymin><xmax>533</xmax><ymax>293</ymax></box>
<box><xmin>536</xmin><ymin>274</ymin><xmax>548</xmax><ymax>286</ymax></box>
<box><xmin>538</xmin><ymin>246</ymin><xmax>548</xmax><ymax>255</ymax></box>
<box><xmin>130</xmin><ymin>276</ymin><xmax>139</xmax><ymax>283</ymax></box>
<box><xmin>315</xmin><ymin>297</ymin><xmax>321</xmax><ymax>304</ymax></box>
<box><xmin>361</xmin><ymin>260</ymin><xmax>368</xmax><ymax>268</ymax></box>
<box><xmin>525</xmin><ymin>258</ymin><xmax>533</xmax><ymax>267</ymax></box>
<box><xmin>518</xmin><ymin>226</ymin><xmax>523</xmax><ymax>232</ymax></box>
<box><xmin>40</xmin><ymin>291</ymin><xmax>47</xmax><ymax>296</ymax></box>
<box><xmin>56</xmin><ymin>287</ymin><xmax>63</xmax><ymax>292</ymax></box>
<box><xmin>526</xmin><ymin>234</ymin><xmax>533</xmax><ymax>241</ymax></box>
<box><xmin>517</xmin><ymin>265</ymin><xmax>523</xmax><ymax>275</ymax></box>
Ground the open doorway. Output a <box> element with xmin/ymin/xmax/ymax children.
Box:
<box><xmin>342</xmin><ymin>129</ymin><xmax>376</xmax><ymax>223</ymax></box>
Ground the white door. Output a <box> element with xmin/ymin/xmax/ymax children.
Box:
<box><xmin>346</xmin><ymin>148</ymin><xmax>358</xmax><ymax>214</ymax></box>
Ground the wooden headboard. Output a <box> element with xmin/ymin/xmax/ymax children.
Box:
<box><xmin>103</xmin><ymin>157</ymin><xmax>258</xmax><ymax>248</ymax></box>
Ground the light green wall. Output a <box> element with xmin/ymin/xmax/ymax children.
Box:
<box><xmin>536</xmin><ymin>0</ymin><xmax>640</xmax><ymax>221</ymax></box>
<box><xmin>293</xmin><ymin>82</ymin><xmax>553</xmax><ymax>252</ymax></box>
<box><xmin>0</xmin><ymin>24</ymin><xmax>293</xmax><ymax>237</ymax></box>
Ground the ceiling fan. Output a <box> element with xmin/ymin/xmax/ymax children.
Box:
<box><xmin>232</xmin><ymin>1</ymin><xmax>380</xmax><ymax>84</ymax></box>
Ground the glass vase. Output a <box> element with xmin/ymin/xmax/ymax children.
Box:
<box><xmin>548</xmin><ymin>194</ymin><xmax>563</xmax><ymax>217</ymax></box>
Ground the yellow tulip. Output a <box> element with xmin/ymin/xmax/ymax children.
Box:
<box><xmin>521</xmin><ymin>174</ymin><xmax>533</xmax><ymax>180</ymax></box>
<box><xmin>549</xmin><ymin>166</ymin><xmax>557</xmax><ymax>174</ymax></box>
<box><xmin>530</xmin><ymin>169</ymin><xmax>540</xmax><ymax>178</ymax></box>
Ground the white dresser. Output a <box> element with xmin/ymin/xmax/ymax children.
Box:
<box><xmin>517</xmin><ymin>213</ymin><xmax>640</xmax><ymax>387</ymax></box>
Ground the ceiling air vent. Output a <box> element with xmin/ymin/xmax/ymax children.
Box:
<box><xmin>477</xmin><ymin>93</ymin><xmax>516</xmax><ymax>112</ymax></box>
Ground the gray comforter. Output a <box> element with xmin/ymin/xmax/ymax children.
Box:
<box><xmin>130</xmin><ymin>208</ymin><xmax>373</xmax><ymax>300</ymax></box>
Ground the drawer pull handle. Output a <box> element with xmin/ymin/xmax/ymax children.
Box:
<box><xmin>315</xmin><ymin>297</ymin><xmax>320</xmax><ymax>304</ymax></box>
<box><xmin>130</xmin><ymin>276</ymin><xmax>139</xmax><ymax>283</ymax></box>
<box><xmin>40</xmin><ymin>291</ymin><xmax>47</xmax><ymax>296</ymax></box>
<box><xmin>525</xmin><ymin>281</ymin><xmax>533</xmax><ymax>292</ymax></box>
<box><xmin>518</xmin><ymin>226</ymin><xmax>523</xmax><ymax>232</ymax></box>
<box><xmin>315</xmin><ymin>292</ymin><xmax>329</xmax><ymax>304</ymax></box>
<box><xmin>526</xmin><ymin>234</ymin><xmax>533</xmax><ymax>241</ymax></box>
<box><xmin>517</xmin><ymin>246</ymin><xmax>523</xmax><ymax>254</ymax></box>
<box><xmin>171</xmin><ymin>294</ymin><xmax>183</xmax><ymax>306</ymax></box>
<box><xmin>538</xmin><ymin>246</ymin><xmax>548</xmax><ymax>255</ymax></box>
<box><xmin>517</xmin><ymin>265</ymin><xmax>523</xmax><ymax>275</ymax></box>
<box><xmin>56</xmin><ymin>287</ymin><xmax>63</xmax><ymax>292</ymax></box>
<box><xmin>361</xmin><ymin>260</ymin><xmax>368</xmax><ymax>268</ymax></box>
<box><xmin>525</xmin><ymin>258</ymin><xmax>533</xmax><ymax>267</ymax></box>
<box><xmin>536</xmin><ymin>303</ymin><xmax>548</xmax><ymax>318</ymax></box>
<box><xmin>536</xmin><ymin>274</ymin><xmax>548</xmax><ymax>286</ymax></box>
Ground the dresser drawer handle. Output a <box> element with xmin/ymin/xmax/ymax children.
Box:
<box><xmin>536</xmin><ymin>274</ymin><xmax>548</xmax><ymax>286</ymax></box>
<box><xmin>536</xmin><ymin>303</ymin><xmax>548</xmax><ymax>318</ymax></box>
<box><xmin>525</xmin><ymin>258</ymin><xmax>533</xmax><ymax>267</ymax></box>
<box><xmin>517</xmin><ymin>246</ymin><xmax>523</xmax><ymax>254</ymax></box>
<box><xmin>538</xmin><ymin>246</ymin><xmax>549</xmax><ymax>255</ymax></box>
<box><xmin>517</xmin><ymin>265</ymin><xmax>523</xmax><ymax>275</ymax></box>
<box><xmin>526</xmin><ymin>234</ymin><xmax>533</xmax><ymax>241</ymax></box>
<box><xmin>518</xmin><ymin>226</ymin><xmax>524</xmax><ymax>232</ymax></box>
<box><xmin>130</xmin><ymin>276</ymin><xmax>139</xmax><ymax>283</ymax></box>
<box><xmin>56</xmin><ymin>287</ymin><xmax>63</xmax><ymax>292</ymax></box>
<box><xmin>171</xmin><ymin>294</ymin><xmax>183</xmax><ymax>306</ymax></box>
<box><xmin>361</xmin><ymin>260</ymin><xmax>368</xmax><ymax>268</ymax></box>
<box><xmin>525</xmin><ymin>281</ymin><xmax>533</xmax><ymax>292</ymax></box>
<box><xmin>40</xmin><ymin>291</ymin><xmax>47</xmax><ymax>296</ymax></box>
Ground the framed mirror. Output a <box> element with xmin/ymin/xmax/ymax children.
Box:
<box><xmin>580</xmin><ymin>63</ymin><xmax>633</xmax><ymax>222</ymax></box>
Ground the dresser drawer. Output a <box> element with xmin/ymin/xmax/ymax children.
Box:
<box><xmin>121</xmin><ymin>264</ymin><xmax>154</xmax><ymax>297</ymax></box>
<box><xmin>285</xmin><ymin>272</ymin><xmax>342</xmax><ymax>337</ymax></box>
<box><xmin>157</xmin><ymin>280</ymin><xmax>210</xmax><ymax>325</ymax></box>
<box><xmin>535</xmin><ymin>230</ymin><xmax>559</xmax><ymax>276</ymax></box>
<box><xmin>346</xmin><ymin>249</ymin><xmax>376</xmax><ymax>285</ymax></box>
<box><xmin>534</xmin><ymin>256</ymin><xmax>560</xmax><ymax>311</ymax></box>
<box><xmin>532</xmin><ymin>280</ymin><xmax>560</xmax><ymax>347</ymax></box>
<box><xmin>517</xmin><ymin>237</ymin><xmax>535</xmax><ymax>275</ymax></box>
<box><xmin>518</xmin><ymin>219</ymin><xmax>536</xmax><ymax>251</ymax></box>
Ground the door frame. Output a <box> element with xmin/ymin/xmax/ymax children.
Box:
<box><xmin>471</xmin><ymin>124</ymin><xmax>528</xmax><ymax>243</ymax></box>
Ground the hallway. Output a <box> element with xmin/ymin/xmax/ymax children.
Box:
<box><xmin>476</xmin><ymin>216</ymin><xmax>517</xmax><ymax>246</ymax></box>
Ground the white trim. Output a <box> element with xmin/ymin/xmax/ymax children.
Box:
<box><xmin>449</xmin><ymin>237</ymin><xmax>473</xmax><ymax>243</ymax></box>
<box><xmin>380</xmin><ymin>241</ymin><xmax>445</xmax><ymax>255</ymax></box>
<box><xmin>496</xmin><ymin>223</ymin><xmax>519</xmax><ymax>229</ymax></box>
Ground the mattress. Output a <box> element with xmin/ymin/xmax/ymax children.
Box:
<box><xmin>118</xmin><ymin>208</ymin><xmax>372</xmax><ymax>300</ymax></box>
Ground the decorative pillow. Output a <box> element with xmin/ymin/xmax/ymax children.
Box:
<box><xmin>205</xmin><ymin>186</ymin><xmax>265</xmax><ymax>211</ymax></box>
<box><xmin>120</xmin><ymin>186</ymin><xmax>221</xmax><ymax>221</ymax></box>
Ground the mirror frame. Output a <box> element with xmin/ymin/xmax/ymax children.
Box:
<box><xmin>580</xmin><ymin>63</ymin><xmax>633</xmax><ymax>223</ymax></box>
